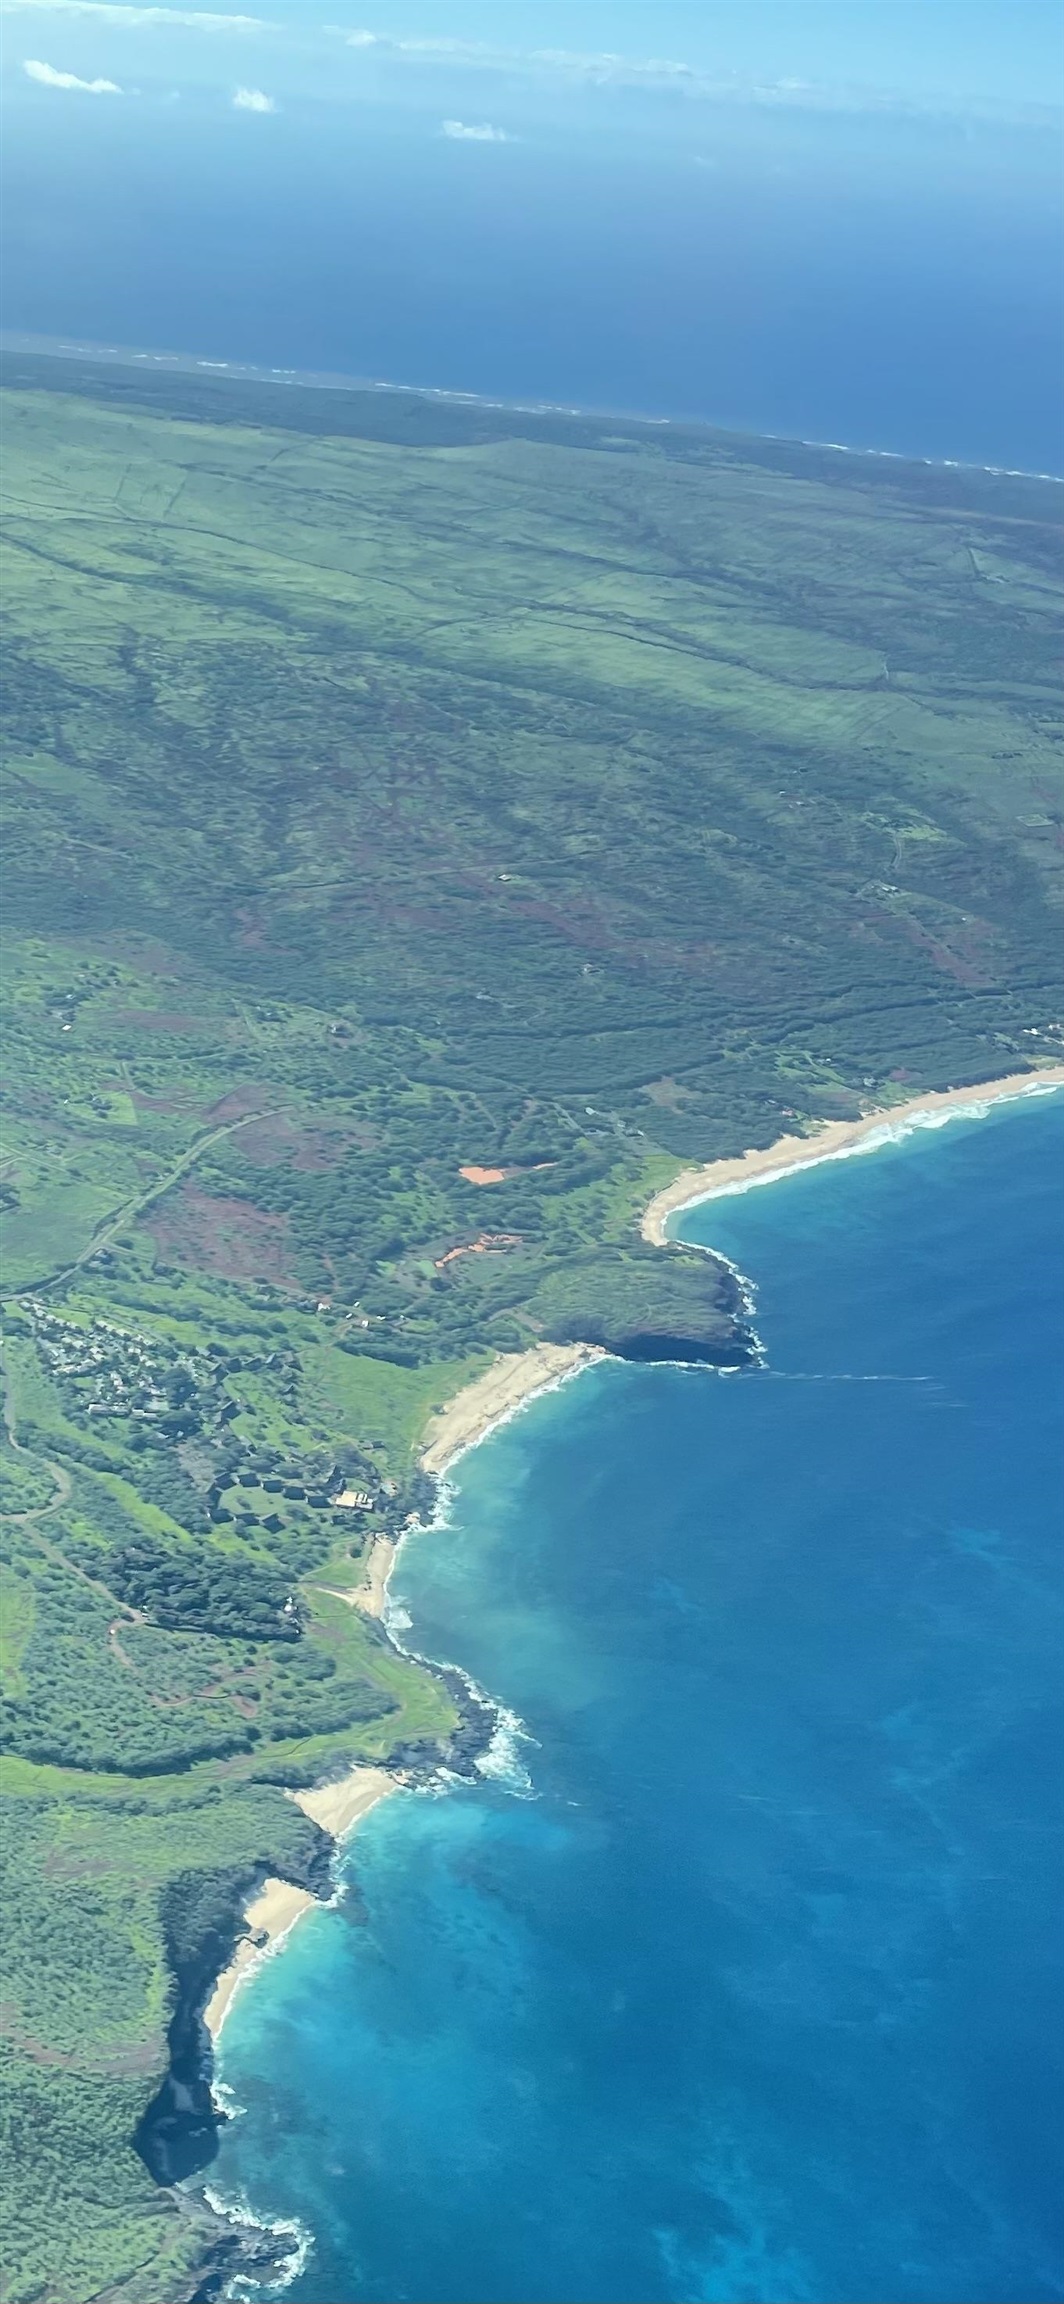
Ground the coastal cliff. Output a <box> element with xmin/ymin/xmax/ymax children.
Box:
<box><xmin>4</xmin><ymin>342</ymin><xmax>1061</xmax><ymax>2304</ymax></box>
<box><xmin>136</xmin><ymin>1674</ymin><xmax>497</xmax><ymax>2299</ymax></box>
<box><xmin>526</xmin><ymin>1241</ymin><xmax>755</xmax><ymax>1367</ymax></box>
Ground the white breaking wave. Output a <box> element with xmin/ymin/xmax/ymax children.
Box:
<box><xmin>665</xmin><ymin>1082</ymin><xmax>1064</xmax><ymax>1230</ymax></box>
<box><xmin>200</xmin><ymin>2183</ymin><xmax>311</xmax><ymax>2296</ymax></box>
<box><xmin>475</xmin><ymin>1700</ymin><xmax>538</xmax><ymax>1795</ymax></box>
<box><xmin>209</xmin><ymin>2075</ymin><xmax>247</xmax><ymax>2122</ymax></box>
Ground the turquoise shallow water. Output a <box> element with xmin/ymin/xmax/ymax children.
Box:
<box><xmin>208</xmin><ymin>1092</ymin><xmax>1064</xmax><ymax>2304</ymax></box>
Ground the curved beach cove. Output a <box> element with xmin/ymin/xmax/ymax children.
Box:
<box><xmin>207</xmin><ymin>1090</ymin><xmax>1064</xmax><ymax>2304</ymax></box>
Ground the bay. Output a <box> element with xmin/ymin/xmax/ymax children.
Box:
<box><xmin>209</xmin><ymin>1092</ymin><xmax>1064</xmax><ymax>2304</ymax></box>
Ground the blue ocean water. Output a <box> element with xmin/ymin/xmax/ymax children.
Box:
<box><xmin>209</xmin><ymin>1093</ymin><xmax>1064</xmax><ymax>2304</ymax></box>
<box><xmin>2</xmin><ymin>95</ymin><xmax>1062</xmax><ymax>473</ymax></box>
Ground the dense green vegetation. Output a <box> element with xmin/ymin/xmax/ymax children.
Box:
<box><xmin>1</xmin><ymin>351</ymin><xmax>1061</xmax><ymax>2300</ymax></box>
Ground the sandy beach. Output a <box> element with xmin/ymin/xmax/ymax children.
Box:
<box><xmin>204</xmin><ymin>1767</ymin><xmax>398</xmax><ymax>2041</ymax></box>
<box><xmin>202</xmin><ymin>1067</ymin><xmax>1064</xmax><ymax>2052</ymax></box>
<box><xmin>353</xmin><ymin>1534</ymin><xmax>396</xmax><ymax>1619</ymax></box>
<box><xmin>641</xmin><ymin>1068</ymin><xmax>1064</xmax><ymax>1244</ymax></box>
<box><xmin>420</xmin><ymin>1341</ymin><xmax>604</xmax><ymax>1478</ymax></box>
<box><xmin>204</xmin><ymin>1877</ymin><xmax>318</xmax><ymax>2041</ymax></box>
<box><xmin>291</xmin><ymin>1762</ymin><xmax>397</xmax><ymax>1839</ymax></box>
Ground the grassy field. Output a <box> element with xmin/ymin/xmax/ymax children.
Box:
<box><xmin>0</xmin><ymin>351</ymin><xmax>1061</xmax><ymax>2301</ymax></box>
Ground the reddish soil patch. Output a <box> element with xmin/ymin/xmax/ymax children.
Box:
<box><xmin>90</xmin><ymin>932</ymin><xmax>189</xmax><ymax>977</ymax></box>
<box><xmin>0</xmin><ymin>2007</ymin><xmax>159</xmax><ymax>2079</ymax></box>
<box><xmin>234</xmin><ymin>906</ymin><xmax>270</xmax><ymax>949</ymax></box>
<box><xmin>436</xmin><ymin>1233</ymin><xmax>522</xmax><ymax>1268</ymax></box>
<box><xmin>234</xmin><ymin>1115</ymin><xmax>365</xmax><ymax>1171</ymax></box>
<box><xmin>41</xmin><ymin>1852</ymin><xmax>114</xmax><ymax>1883</ymax></box>
<box><xmin>203</xmin><ymin>1085</ymin><xmax>278</xmax><ymax>1124</ymax></box>
<box><xmin>116</xmin><ymin>1086</ymin><xmax>203</xmax><ymax>1116</ymax></box>
<box><xmin>146</xmin><ymin>1187</ymin><xmax>297</xmax><ymax>1285</ymax></box>
<box><xmin>230</xmin><ymin>1114</ymin><xmax>303</xmax><ymax>1167</ymax></box>
<box><xmin>292</xmin><ymin>1126</ymin><xmax>369</xmax><ymax>1170</ymax></box>
<box><xmin>459</xmin><ymin>1162</ymin><xmax>556</xmax><ymax>1185</ymax></box>
<box><xmin>96</xmin><ymin>1075</ymin><xmax>204</xmax><ymax>1118</ymax></box>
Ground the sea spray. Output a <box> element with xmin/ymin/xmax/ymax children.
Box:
<box><xmin>201</xmin><ymin>2185</ymin><xmax>311</xmax><ymax>2298</ymax></box>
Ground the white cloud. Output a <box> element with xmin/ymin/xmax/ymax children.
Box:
<box><xmin>347</xmin><ymin>31</ymin><xmax>699</xmax><ymax>88</ymax></box>
<box><xmin>232</xmin><ymin>82</ymin><xmax>274</xmax><ymax>110</ymax></box>
<box><xmin>4</xmin><ymin>2</ymin><xmax>262</xmax><ymax>28</ymax></box>
<box><xmin>23</xmin><ymin>53</ymin><xmax>121</xmax><ymax>87</ymax></box>
<box><xmin>334</xmin><ymin>30</ymin><xmax>1056</xmax><ymax>127</ymax></box>
<box><xmin>441</xmin><ymin>118</ymin><xmax>509</xmax><ymax>143</ymax></box>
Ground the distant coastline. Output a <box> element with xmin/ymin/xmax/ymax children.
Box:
<box><xmin>3</xmin><ymin>330</ymin><xmax>1061</xmax><ymax>485</ymax></box>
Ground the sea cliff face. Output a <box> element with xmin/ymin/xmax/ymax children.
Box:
<box><xmin>135</xmin><ymin>1660</ymin><xmax>499</xmax><ymax>2299</ymax></box>
<box><xmin>136</xmin><ymin>1845</ymin><xmax>335</xmax><ymax>2190</ymax></box>
<box><xmin>201</xmin><ymin>1094</ymin><xmax>1064</xmax><ymax>2304</ymax></box>
<box><xmin>536</xmin><ymin>1241</ymin><xmax>757</xmax><ymax>1366</ymax></box>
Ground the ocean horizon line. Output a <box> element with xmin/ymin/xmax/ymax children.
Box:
<box><xmin>3</xmin><ymin>328</ymin><xmax>1062</xmax><ymax>487</ymax></box>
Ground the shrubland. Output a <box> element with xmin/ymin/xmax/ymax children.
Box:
<box><xmin>1</xmin><ymin>351</ymin><xmax>1061</xmax><ymax>2300</ymax></box>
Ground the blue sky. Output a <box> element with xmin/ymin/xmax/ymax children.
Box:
<box><xmin>2</xmin><ymin>1</ymin><xmax>1061</xmax><ymax>123</ymax></box>
<box><xmin>3</xmin><ymin>4</ymin><xmax>1060</xmax><ymax>468</ymax></box>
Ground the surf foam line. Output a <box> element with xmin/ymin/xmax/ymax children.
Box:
<box><xmin>201</xmin><ymin>2182</ymin><xmax>311</xmax><ymax>2299</ymax></box>
<box><xmin>6</xmin><ymin>332</ymin><xmax>1060</xmax><ymax>483</ymax></box>
<box><xmin>194</xmin><ymin>1368</ymin><xmax>585</xmax><ymax>2281</ymax></box>
<box><xmin>663</xmin><ymin>1081</ymin><xmax>1064</xmax><ymax>1236</ymax></box>
<box><xmin>423</xmin><ymin>1345</ymin><xmax>608</xmax><ymax>1483</ymax></box>
<box><xmin>383</xmin><ymin>1480</ymin><xmax>539</xmax><ymax>1801</ymax></box>
<box><xmin>663</xmin><ymin>1237</ymin><xmax>767</xmax><ymax>1371</ymax></box>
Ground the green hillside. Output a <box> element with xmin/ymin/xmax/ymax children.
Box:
<box><xmin>1</xmin><ymin>350</ymin><xmax>1061</xmax><ymax>2301</ymax></box>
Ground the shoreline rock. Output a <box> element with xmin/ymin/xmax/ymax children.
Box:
<box><xmin>138</xmin><ymin>1659</ymin><xmax>498</xmax><ymax>2296</ymax></box>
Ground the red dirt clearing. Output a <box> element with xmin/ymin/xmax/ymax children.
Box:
<box><xmin>145</xmin><ymin>1188</ymin><xmax>298</xmax><ymax>1284</ymax></box>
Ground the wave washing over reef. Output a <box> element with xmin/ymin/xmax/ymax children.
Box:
<box><xmin>204</xmin><ymin>1089</ymin><xmax>1064</xmax><ymax>2304</ymax></box>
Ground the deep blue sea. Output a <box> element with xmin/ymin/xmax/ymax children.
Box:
<box><xmin>2</xmin><ymin>95</ymin><xmax>1062</xmax><ymax>473</ymax></box>
<box><xmin>208</xmin><ymin>1091</ymin><xmax>1064</xmax><ymax>2304</ymax></box>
